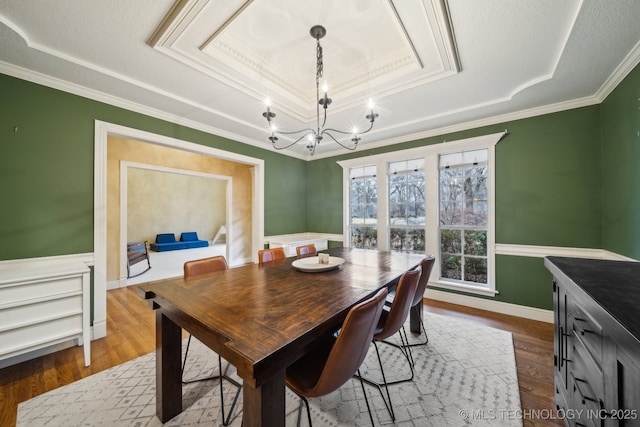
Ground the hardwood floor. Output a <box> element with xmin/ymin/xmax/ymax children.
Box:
<box><xmin>0</xmin><ymin>287</ymin><xmax>562</xmax><ymax>426</ymax></box>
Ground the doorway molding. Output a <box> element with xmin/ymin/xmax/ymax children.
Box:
<box><xmin>93</xmin><ymin>120</ymin><xmax>264</xmax><ymax>339</ymax></box>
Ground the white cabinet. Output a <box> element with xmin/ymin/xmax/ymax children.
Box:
<box><xmin>267</xmin><ymin>233</ymin><xmax>330</xmax><ymax>257</ymax></box>
<box><xmin>0</xmin><ymin>260</ymin><xmax>91</xmax><ymax>367</ymax></box>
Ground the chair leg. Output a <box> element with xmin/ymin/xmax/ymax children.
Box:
<box><xmin>357</xmin><ymin>368</ymin><xmax>376</xmax><ymax>426</ymax></box>
<box><xmin>357</xmin><ymin>341</ymin><xmax>396</xmax><ymax>422</ymax></box>
<box><xmin>294</xmin><ymin>395</ymin><xmax>313</xmax><ymax>427</ymax></box>
<box><xmin>218</xmin><ymin>354</ymin><xmax>242</xmax><ymax>426</ymax></box>
<box><xmin>378</xmin><ymin>332</ymin><xmax>415</xmax><ymax>384</ymax></box>
<box><xmin>293</xmin><ymin>375</ymin><xmax>373</xmax><ymax>427</ymax></box>
<box><xmin>182</xmin><ymin>335</ymin><xmax>242</xmax><ymax>426</ymax></box>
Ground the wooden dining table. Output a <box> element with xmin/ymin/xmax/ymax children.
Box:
<box><xmin>136</xmin><ymin>247</ymin><xmax>424</xmax><ymax>426</ymax></box>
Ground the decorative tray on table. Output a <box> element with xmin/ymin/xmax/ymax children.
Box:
<box><xmin>291</xmin><ymin>256</ymin><xmax>345</xmax><ymax>273</ymax></box>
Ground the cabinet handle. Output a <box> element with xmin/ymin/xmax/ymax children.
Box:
<box><xmin>560</xmin><ymin>327</ymin><xmax>570</xmax><ymax>366</ymax></box>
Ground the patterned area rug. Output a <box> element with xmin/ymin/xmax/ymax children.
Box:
<box><xmin>17</xmin><ymin>312</ymin><xmax>521</xmax><ymax>426</ymax></box>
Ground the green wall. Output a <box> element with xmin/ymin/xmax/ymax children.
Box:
<box><xmin>0</xmin><ymin>73</ymin><xmax>307</xmax><ymax>260</ymax></box>
<box><xmin>601</xmin><ymin>63</ymin><xmax>640</xmax><ymax>259</ymax></box>
<box><xmin>2</xmin><ymin>60</ymin><xmax>638</xmax><ymax>312</ymax></box>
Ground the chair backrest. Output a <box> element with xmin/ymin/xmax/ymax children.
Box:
<box><xmin>412</xmin><ymin>256</ymin><xmax>435</xmax><ymax>307</ymax></box>
<box><xmin>308</xmin><ymin>288</ymin><xmax>388</xmax><ymax>397</ymax></box>
<box><xmin>296</xmin><ymin>244</ymin><xmax>317</xmax><ymax>258</ymax></box>
<box><xmin>374</xmin><ymin>269</ymin><xmax>420</xmax><ymax>341</ymax></box>
<box><xmin>258</xmin><ymin>247</ymin><xmax>286</xmax><ymax>264</ymax></box>
<box><xmin>184</xmin><ymin>255</ymin><xmax>228</xmax><ymax>279</ymax></box>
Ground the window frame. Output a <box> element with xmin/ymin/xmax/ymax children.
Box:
<box><xmin>338</xmin><ymin>131</ymin><xmax>506</xmax><ymax>297</ymax></box>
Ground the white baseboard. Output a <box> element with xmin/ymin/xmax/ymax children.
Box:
<box><xmin>425</xmin><ymin>287</ymin><xmax>554</xmax><ymax>323</ymax></box>
<box><xmin>107</xmin><ymin>278</ymin><xmax>127</xmax><ymax>290</ymax></box>
<box><xmin>92</xmin><ymin>321</ymin><xmax>107</xmax><ymax>340</ymax></box>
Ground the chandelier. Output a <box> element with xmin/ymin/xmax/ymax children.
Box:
<box><xmin>262</xmin><ymin>25</ymin><xmax>379</xmax><ymax>155</ymax></box>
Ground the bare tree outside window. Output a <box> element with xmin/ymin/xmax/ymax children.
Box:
<box><xmin>439</xmin><ymin>150</ymin><xmax>488</xmax><ymax>285</ymax></box>
<box><xmin>389</xmin><ymin>159</ymin><xmax>425</xmax><ymax>254</ymax></box>
<box><xmin>349</xmin><ymin>166</ymin><xmax>377</xmax><ymax>249</ymax></box>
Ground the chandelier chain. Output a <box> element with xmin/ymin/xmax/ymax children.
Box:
<box><xmin>316</xmin><ymin>40</ymin><xmax>323</xmax><ymax>80</ymax></box>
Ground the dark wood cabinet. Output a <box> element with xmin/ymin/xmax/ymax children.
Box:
<box><xmin>546</xmin><ymin>257</ymin><xmax>640</xmax><ymax>427</ymax></box>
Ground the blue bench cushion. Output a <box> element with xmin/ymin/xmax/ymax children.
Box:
<box><xmin>150</xmin><ymin>232</ymin><xmax>207</xmax><ymax>251</ymax></box>
<box><xmin>184</xmin><ymin>240</ymin><xmax>209</xmax><ymax>248</ymax></box>
<box><xmin>180</xmin><ymin>232</ymin><xmax>209</xmax><ymax>248</ymax></box>
<box><xmin>150</xmin><ymin>241</ymin><xmax>186</xmax><ymax>251</ymax></box>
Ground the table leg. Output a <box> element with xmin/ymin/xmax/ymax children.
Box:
<box><xmin>409</xmin><ymin>302</ymin><xmax>422</xmax><ymax>334</ymax></box>
<box><xmin>242</xmin><ymin>369</ymin><xmax>286</xmax><ymax>427</ymax></box>
<box><xmin>156</xmin><ymin>310</ymin><xmax>182</xmax><ymax>422</ymax></box>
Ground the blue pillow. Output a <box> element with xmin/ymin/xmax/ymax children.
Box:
<box><xmin>180</xmin><ymin>232</ymin><xmax>199</xmax><ymax>242</ymax></box>
<box><xmin>156</xmin><ymin>233</ymin><xmax>176</xmax><ymax>243</ymax></box>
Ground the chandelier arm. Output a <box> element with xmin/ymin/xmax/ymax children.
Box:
<box><xmin>272</xmin><ymin>133</ymin><xmax>312</xmax><ymax>150</ymax></box>
<box><xmin>357</xmin><ymin>120</ymin><xmax>376</xmax><ymax>135</ymax></box>
<box><xmin>322</xmin><ymin>131</ymin><xmax>359</xmax><ymax>151</ymax></box>
<box><xmin>274</xmin><ymin>128</ymin><xmax>314</xmax><ymax>136</ymax></box>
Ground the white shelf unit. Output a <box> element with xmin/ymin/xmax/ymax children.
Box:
<box><xmin>0</xmin><ymin>261</ymin><xmax>91</xmax><ymax>367</ymax></box>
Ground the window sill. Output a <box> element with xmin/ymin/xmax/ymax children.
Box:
<box><xmin>428</xmin><ymin>280</ymin><xmax>498</xmax><ymax>297</ymax></box>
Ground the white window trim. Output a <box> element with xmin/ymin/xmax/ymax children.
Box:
<box><xmin>338</xmin><ymin>131</ymin><xmax>507</xmax><ymax>297</ymax></box>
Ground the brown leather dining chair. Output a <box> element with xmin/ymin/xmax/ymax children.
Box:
<box><xmin>182</xmin><ymin>255</ymin><xmax>241</xmax><ymax>426</ymax></box>
<box><xmin>285</xmin><ymin>288</ymin><xmax>388</xmax><ymax>427</ymax></box>
<box><xmin>258</xmin><ymin>247</ymin><xmax>286</xmax><ymax>264</ymax></box>
<box><xmin>362</xmin><ymin>268</ymin><xmax>420</xmax><ymax>422</ymax></box>
<box><xmin>184</xmin><ymin>254</ymin><xmax>229</xmax><ymax>278</ymax></box>
<box><xmin>295</xmin><ymin>243</ymin><xmax>317</xmax><ymax>258</ymax></box>
<box><xmin>386</xmin><ymin>255</ymin><xmax>435</xmax><ymax>349</ymax></box>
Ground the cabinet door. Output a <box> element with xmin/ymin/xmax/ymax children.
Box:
<box><xmin>614</xmin><ymin>346</ymin><xmax>640</xmax><ymax>426</ymax></box>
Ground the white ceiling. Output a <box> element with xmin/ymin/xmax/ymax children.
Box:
<box><xmin>1</xmin><ymin>0</ymin><xmax>640</xmax><ymax>159</ymax></box>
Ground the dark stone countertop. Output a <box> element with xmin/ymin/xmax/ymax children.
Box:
<box><xmin>545</xmin><ymin>256</ymin><xmax>640</xmax><ymax>342</ymax></box>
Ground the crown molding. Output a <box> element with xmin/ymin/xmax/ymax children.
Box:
<box><xmin>3</xmin><ymin>27</ymin><xmax>639</xmax><ymax>163</ymax></box>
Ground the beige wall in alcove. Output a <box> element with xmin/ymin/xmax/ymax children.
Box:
<box><xmin>107</xmin><ymin>136</ymin><xmax>253</xmax><ymax>281</ymax></box>
<box><xmin>126</xmin><ymin>168</ymin><xmax>227</xmax><ymax>244</ymax></box>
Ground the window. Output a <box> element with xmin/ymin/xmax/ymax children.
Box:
<box><xmin>349</xmin><ymin>165</ymin><xmax>377</xmax><ymax>249</ymax></box>
<box><xmin>338</xmin><ymin>131</ymin><xmax>504</xmax><ymax>296</ymax></box>
<box><xmin>439</xmin><ymin>149</ymin><xmax>488</xmax><ymax>286</ymax></box>
<box><xmin>389</xmin><ymin>159</ymin><xmax>425</xmax><ymax>253</ymax></box>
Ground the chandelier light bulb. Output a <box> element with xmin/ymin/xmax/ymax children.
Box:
<box><xmin>322</xmin><ymin>82</ymin><xmax>329</xmax><ymax>94</ymax></box>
